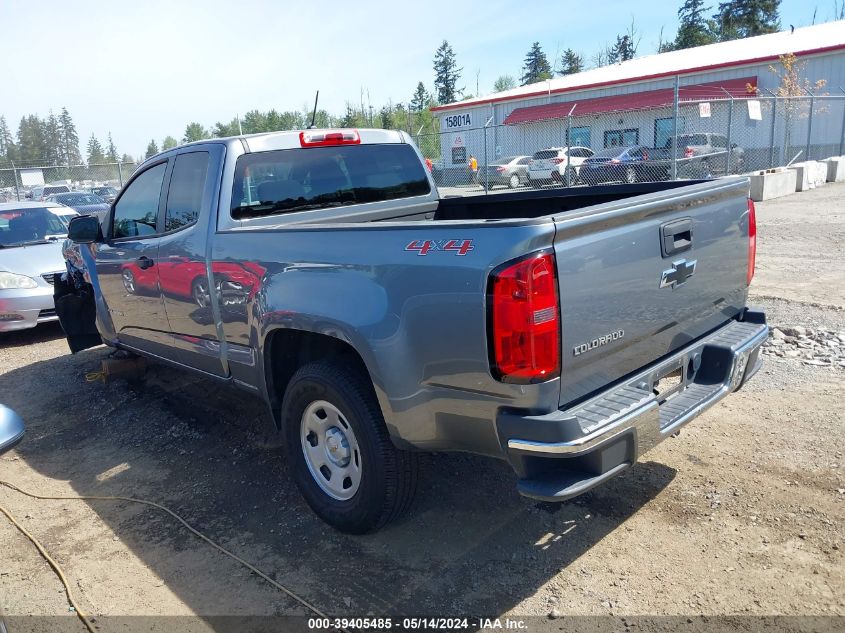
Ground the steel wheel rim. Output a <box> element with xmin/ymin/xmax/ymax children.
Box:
<box><xmin>509</xmin><ymin>174</ymin><xmax>519</xmax><ymax>188</ymax></box>
<box><xmin>300</xmin><ymin>400</ymin><xmax>362</xmax><ymax>501</ymax></box>
<box><xmin>122</xmin><ymin>270</ymin><xmax>135</xmax><ymax>293</ymax></box>
<box><xmin>625</xmin><ymin>168</ymin><xmax>636</xmax><ymax>183</ymax></box>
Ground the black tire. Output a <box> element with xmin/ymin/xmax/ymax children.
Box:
<box><xmin>281</xmin><ymin>360</ymin><xmax>418</xmax><ymax>533</ymax></box>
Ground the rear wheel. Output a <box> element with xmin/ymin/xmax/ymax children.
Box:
<box><xmin>509</xmin><ymin>174</ymin><xmax>520</xmax><ymax>188</ymax></box>
<box><xmin>624</xmin><ymin>166</ymin><xmax>637</xmax><ymax>184</ymax></box>
<box><xmin>282</xmin><ymin>361</ymin><xmax>418</xmax><ymax>533</ymax></box>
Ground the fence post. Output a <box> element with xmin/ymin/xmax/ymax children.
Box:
<box><xmin>483</xmin><ymin>123</ymin><xmax>489</xmax><ymax>194</ymax></box>
<box><xmin>721</xmin><ymin>88</ymin><xmax>733</xmax><ymax>174</ymax></box>
<box><xmin>769</xmin><ymin>96</ymin><xmax>778</xmax><ymax>168</ymax></box>
<box><xmin>805</xmin><ymin>92</ymin><xmax>815</xmax><ymax>161</ymax></box>
<box><xmin>117</xmin><ymin>162</ymin><xmax>124</xmax><ymax>188</ymax></box>
<box><xmin>10</xmin><ymin>161</ymin><xmax>20</xmax><ymax>201</ymax></box>
<box><xmin>671</xmin><ymin>75</ymin><xmax>680</xmax><ymax>180</ymax></box>
<box><xmin>565</xmin><ymin>104</ymin><xmax>576</xmax><ymax>187</ymax></box>
<box><xmin>839</xmin><ymin>88</ymin><xmax>845</xmax><ymax>156</ymax></box>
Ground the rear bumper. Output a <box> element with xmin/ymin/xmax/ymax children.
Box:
<box><xmin>498</xmin><ymin>311</ymin><xmax>768</xmax><ymax>502</ymax></box>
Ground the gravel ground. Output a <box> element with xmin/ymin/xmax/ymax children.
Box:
<box><xmin>0</xmin><ymin>183</ymin><xmax>843</xmax><ymax>630</ymax></box>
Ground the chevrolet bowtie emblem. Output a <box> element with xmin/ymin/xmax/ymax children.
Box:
<box><xmin>660</xmin><ymin>258</ymin><xmax>697</xmax><ymax>288</ymax></box>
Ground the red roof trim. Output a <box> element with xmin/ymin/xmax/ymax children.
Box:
<box><xmin>431</xmin><ymin>42</ymin><xmax>845</xmax><ymax>112</ymax></box>
<box><xmin>502</xmin><ymin>77</ymin><xmax>757</xmax><ymax>125</ymax></box>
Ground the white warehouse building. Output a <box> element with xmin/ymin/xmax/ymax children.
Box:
<box><xmin>430</xmin><ymin>21</ymin><xmax>845</xmax><ymax>177</ymax></box>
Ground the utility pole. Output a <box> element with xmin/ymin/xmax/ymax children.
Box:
<box><xmin>671</xmin><ymin>75</ymin><xmax>680</xmax><ymax>180</ymax></box>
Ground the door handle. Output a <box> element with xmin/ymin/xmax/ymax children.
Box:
<box><xmin>137</xmin><ymin>256</ymin><xmax>155</xmax><ymax>270</ymax></box>
<box><xmin>660</xmin><ymin>217</ymin><xmax>693</xmax><ymax>257</ymax></box>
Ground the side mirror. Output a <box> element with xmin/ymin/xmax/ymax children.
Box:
<box><xmin>68</xmin><ymin>214</ymin><xmax>102</xmax><ymax>244</ymax></box>
<box><xmin>0</xmin><ymin>405</ymin><xmax>25</xmax><ymax>455</ymax></box>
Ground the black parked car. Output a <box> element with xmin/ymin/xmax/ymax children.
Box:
<box><xmin>579</xmin><ymin>145</ymin><xmax>670</xmax><ymax>185</ymax></box>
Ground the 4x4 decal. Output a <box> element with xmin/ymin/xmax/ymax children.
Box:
<box><xmin>405</xmin><ymin>239</ymin><xmax>474</xmax><ymax>256</ymax></box>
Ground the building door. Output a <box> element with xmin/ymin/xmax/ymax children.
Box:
<box><xmin>654</xmin><ymin>118</ymin><xmax>673</xmax><ymax>148</ymax></box>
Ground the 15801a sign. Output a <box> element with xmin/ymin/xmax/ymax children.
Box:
<box><xmin>443</xmin><ymin>113</ymin><xmax>472</xmax><ymax>129</ymax></box>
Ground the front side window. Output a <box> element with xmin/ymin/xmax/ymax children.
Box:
<box><xmin>113</xmin><ymin>162</ymin><xmax>166</xmax><ymax>238</ymax></box>
<box><xmin>231</xmin><ymin>144</ymin><xmax>430</xmax><ymax>220</ymax></box>
<box><xmin>165</xmin><ymin>152</ymin><xmax>209</xmax><ymax>232</ymax></box>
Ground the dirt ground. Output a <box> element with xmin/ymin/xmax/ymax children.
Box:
<box><xmin>0</xmin><ymin>183</ymin><xmax>843</xmax><ymax>629</ymax></box>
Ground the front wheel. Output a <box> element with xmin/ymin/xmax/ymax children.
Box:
<box><xmin>282</xmin><ymin>361</ymin><xmax>418</xmax><ymax>533</ymax></box>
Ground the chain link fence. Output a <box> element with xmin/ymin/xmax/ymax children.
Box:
<box><xmin>415</xmin><ymin>94</ymin><xmax>845</xmax><ymax>196</ymax></box>
<box><xmin>0</xmin><ymin>161</ymin><xmax>139</xmax><ymax>202</ymax></box>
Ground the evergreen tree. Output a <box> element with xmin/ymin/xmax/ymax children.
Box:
<box><xmin>493</xmin><ymin>75</ymin><xmax>517</xmax><ymax>92</ymax></box>
<box><xmin>674</xmin><ymin>0</ymin><xmax>718</xmax><ymax>49</ymax></box>
<box><xmin>557</xmin><ymin>49</ymin><xmax>584</xmax><ymax>75</ymax></box>
<box><xmin>410</xmin><ymin>82</ymin><xmax>430</xmax><ymax>112</ymax></box>
<box><xmin>120</xmin><ymin>153</ymin><xmax>134</xmax><ymax>164</ymax></box>
<box><xmin>714</xmin><ymin>0</ymin><xmax>780</xmax><ymax>40</ymax></box>
<box><xmin>183</xmin><ymin>122</ymin><xmax>209</xmax><ymax>143</ymax></box>
<box><xmin>16</xmin><ymin>116</ymin><xmax>47</xmax><ymax>163</ymax></box>
<box><xmin>106</xmin><ymin>133</ymin><xmax>118</xmax><ymax>162</ymax></box>
<box><xmin>58</xmin><ymin>107</ymin><xmax>81</xmax><ymax>165</ymax></box>
<box><xmin>0</xmin><ymin>116</ymin><xmax>15</xmax><ymax>162</ymax></box>
<box><xmin>520</xmin><ymin>42</ymin><xmax>552</xmax><ymax>85</ymax></box>
<box><xmin>87</xmin><ymin>134</ymin><xmax>106</xmax><ymax>164</ymax></box>
<box><xmin>433</xmin><ymin>40</ymin><xmax>462</xmax><ymax>104</ymax></box>
<box><xmin>145</xmin><ymin>139</ymin><xmax>159</xmax><ymax>159</ymax></box>
<box><xmin>608</xmin><ymin>35</ymin><xmax>636</xmax><ymax>63</ymax></box>
<box><xmin>43</xmin><ymin>111</ymin><xmax>62</xmax><ymax>165</ymax></box>
<box><xmin>161</xmin><ymin>135</ymin><xmax>178</xmax><ymax>150</ymax></box>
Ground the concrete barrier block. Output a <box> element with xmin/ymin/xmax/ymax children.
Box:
<box><xmin>749</xmin><ymin>169</ymin><xmax>798</xmax><ymax>201</ymax></box>
<box><xmin>789</xmin><ymin>161</ymin><xmax>827</xmax><ymax>191</ymax></box>
<box><xmin>823</xmin><ymin>156</ymin><xmax>845</xmax><ymax>182</ymax></box>
<box><xmin>788</xmin><ymin>163</ymin><xmax>812</xmax><ymax>191</ymax></box>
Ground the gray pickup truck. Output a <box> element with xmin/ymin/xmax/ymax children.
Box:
<box><xmin>56</xmin><ymin>128</ymin><xmax>767</xmax><ymax>533</ymax></box>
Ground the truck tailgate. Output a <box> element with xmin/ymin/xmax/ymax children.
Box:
<box><xmin>553</xmin><ymin>178</ymin><xmax>751</xmax><ymax>407</ymax></box>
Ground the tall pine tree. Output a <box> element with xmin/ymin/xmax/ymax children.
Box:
<box><xmin>410</xmin><ymin>82</ymin><xmax>430</xmax><ymax>112</ymax></box>
<box><xmin>557</xmin><ymin>49</ymin><xmax>584</xmax><ymax>75</ymax></box>
<box><xmin>521</xmin><ymin>42</ymin><xmax>552</xmax><ymax>85</ymax></box>
<box><xmin>87</xmin><ymin>134</ymin><xmax>106</xmax><ymax>164</ymax></box>
<box><xmin>674</xmin><ymin>0</ymin><xmax>718</xmax><ymax>49</ymax></box>
<box><xmin>608</xmin><ymin>35</ymin><xmax>635</xmax><ymax>63</ymax></box>
<box><xmin>43</xmin><ymin>111</ymin><xmax>62</xmax><ymax>165</ymax></box>
<box><xmin>106</xmin><ymin>132</ymin><xmax>118</xmax><ymax>162</ymax></box>
<box><xmin>58</xmin><ymin>107</ymin><xmax>81</xmax><ymax>165</ymax></box>
<box><xmin>714</xmin><ymin>0</ymin><xmax>780</xmax><ymax>40</ymax></box>
<box><xmin>145</xmin><ymin>139</ymin><xmax>159</xmax><ymax>159</ymax></box>
<box><xmin>433</xmin><ymin>40</ymin><xmax>462</xmax><ymax>105</ymax></box>
<box><xmin>16</xmin><ymin>116</ymin><xmax>47</xmax><ymax>163</ymax></box>
<box><xmin>0</xmin><ymin>116</ymin><xmax>14</xmax><ymax>163</ymax></box>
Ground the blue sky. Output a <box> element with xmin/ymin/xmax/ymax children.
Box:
<box><xmin>0</xmin><ymin>0</ymin><xmax>829</xmax><ymax>159</ymax></box>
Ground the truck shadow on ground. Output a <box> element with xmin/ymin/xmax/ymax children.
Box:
<box><xmin>0</xmin><ymin>340</ymin><xmax>676</xmax><ymax>619</ymax></box>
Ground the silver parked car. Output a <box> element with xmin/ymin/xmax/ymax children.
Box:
<box><xmin>0</xmin><ymin>202</ymin><xmax>77</xmax><ymax>332</ymax></box>
<box><xmin>481</xmin><ymin>155</ymin><xmax>531</xmax><ymax>189</ymax></box>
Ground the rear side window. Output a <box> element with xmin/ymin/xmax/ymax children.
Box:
<box><xmin>165</xmin><ymin>152</ymin><xmax>209</xmax><ymax>232</ymax></box>
<box><xmin>231</xmin><ymin>144</ymin><xmax>430</xmax><ymax>220</ymax></box>
<box><xmin>532</xmin><ymin>150</ymin><xmax>557</xmax><ymax>160</ymax></box>
<box><xmin>113</xmin><ymin>162</ymin><xmax>167</xmax><ymax>238</ymax></box>
<box><xmin>44</xmin><ymin>186</ymin><xmax>70</xmax><ymax>195</ymax></box>
<box><xmin>681</xmin><ymin>134</ymin><xmax>708</xmax><ymax>146</ymax></box>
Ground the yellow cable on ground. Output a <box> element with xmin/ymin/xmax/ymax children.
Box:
<box><xmin>0</xmin><ymin>501</ymin><xmax>97</xmax><ymax>633</ymax></box>
<box><xmin>0</xmin><ymin>480</ymin><xmax>341</xmax><ymax>631</ymax></box>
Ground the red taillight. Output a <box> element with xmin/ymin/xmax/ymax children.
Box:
<box><xmin>610</xmin><ymin>158</ymin><xmax>621</xmax><ymax>164</ymax></box>
<box><xmin>551</xmin><ymin>157</ymin><xmax>565</xmax><ymax>164</ymax></box>
<box><xmin>684</xmin><ymin>147</ymin><xmax>694</xmax><ymax>158</ymax></box>
<box><xmin>496</xmin><ymin>166</ymin><xmax>506</xmax><ymax>173</ymax></box>
<box><xmin>489</xmin><ymin>252</ymin><xmax>560</xmax><ymax>382</ymax></box>
<box><xmin>747</xmin><ymin>198</ymin><xmax>756</xmax><ymax>285</ymax></box>
<box><xmin>299</xmin><ymin>129</ymin><xmax>361</xmax><ymax>147</ymax></box>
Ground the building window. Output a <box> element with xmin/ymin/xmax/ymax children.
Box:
<box><xmin>566</xmin><ymin>126</ymin><xmax>591</xmax><ymax>148</ymax></box>
<box><xmin>604</xmin><ymin>129</ymin><xmax>639</xmax><ymax>148</ymax></box>
<box><xmin>654</xmin><ymin>118</ymin><xmax>673</xmax><ymax>149</ymax></box>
